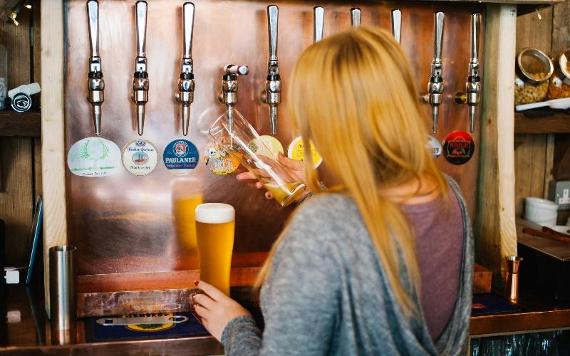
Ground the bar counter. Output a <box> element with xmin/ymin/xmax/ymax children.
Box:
<box><xmin>2</xmin><ymin>283</ymin><xmax>569</xmax><ymax>355</ymax></box>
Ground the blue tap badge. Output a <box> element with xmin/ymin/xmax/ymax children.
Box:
<box><xmin>163</xmin><ymin>139</ymin><xmax>199</xmax><ymax>175</ymax></box>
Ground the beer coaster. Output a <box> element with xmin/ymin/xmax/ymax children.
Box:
<box><xmin>287</xmin><ymin>136</ymin><xmax>323</xmax><ymax>168</ymax></box>
<box><xmin>163</xmin><ymin>138</ymin><xmax>200</xmax><ymax>175</ymax></box>
<box><xmin>122</xmin><ymin>139</ymin><xmax>158</xmax><ymax>176</ymax></box>
<box><xmin>205</xmin><ymin>144</ymin><xmax>240</xmax><ymax>176</ymax></box>
<box><xmin>67</xmin><ymin>136</ymin><xmax>121</xmax><ymax>177</ymax></box>
<box><xmin>248</xmin><ymin>135</ymin><xmax>284</xmax><ymax>160</ymax></box>
<box><xmin>427</xmin><ymin>135</ymin><xmax>443</xmax><ymax>158</ymax></box>
<box><xmin>442</xmin><ymin>130</ymin><xmax>475</xmax><ymax>165</ymax></box>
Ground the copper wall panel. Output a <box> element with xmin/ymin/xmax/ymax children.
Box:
<box><xmin>64</xmin><ymin>1</ymin><xmax>484</xmax><ymax>287</ymax></box>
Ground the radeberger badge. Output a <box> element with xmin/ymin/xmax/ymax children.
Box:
<box><xmin>67</xmin><ymin>137</ymin><xmax>121</xmax><ymax>177</ymax></box>
<box><xmin>163</xmin><ymin>139</ymin><xmax>200</xmax><ymax>175</ymax></box>
<box><xmin>442</xmin><ymin>130</ymin><xmax>475</xmax><ymax>165</ymax></box>
<box><xmin>122</xmin><ymin>139</ymin><xmax>158</xmax><ymax>176</ymax></box>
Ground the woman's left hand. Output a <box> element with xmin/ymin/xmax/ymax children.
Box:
<box><xmin>192</xmin><ymin>281</ymin><xmax>251</xmax><ymax>341</ymax></box>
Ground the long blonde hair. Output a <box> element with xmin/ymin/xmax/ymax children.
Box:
<box><xmin>258</xmin><ymin>27</ymin><xmax>448</xmax><ymax>316</ymax></box>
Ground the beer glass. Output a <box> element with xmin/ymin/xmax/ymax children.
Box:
<box><xmin>195</xmin><ymin>203</ymin><xmax>235</xmax><ymax>295</ymax></box>
<box><xmin>172</xmin><ymin>178</ymin><xmax>202</xmax><ymax>267</ymax></box>
<box><xmin>209</xmin><ymin>109</ymin><xmax>306</xmax><ymax>207</ymax></box>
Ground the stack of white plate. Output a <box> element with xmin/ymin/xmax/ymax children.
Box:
<box><xmin>525</xmin><ymin>197</ymin><xmax>558</xmax><ymax>225</ymax></box>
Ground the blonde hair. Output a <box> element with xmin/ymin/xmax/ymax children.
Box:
<box><xmin>258</xmin><ymin>27</ymin><xmax>448</xmax><ymax>316</ymax></box>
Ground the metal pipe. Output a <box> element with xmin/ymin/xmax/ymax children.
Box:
<box><xmin>49</xmin><ymin>245</ymin><xmax>76</xmax><ymax>345</ymax></box>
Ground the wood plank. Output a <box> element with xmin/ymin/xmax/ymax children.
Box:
<box><xmin>543</xmin><ymin>133</ymin><xmax>555</xmax><ymax>197</ymax></box>
<box><xmin>516</xmin><ymin>5</ymin><xmax>552</xmax><ymax>53</ymax></box>
<box><xmin>551</xmin><ymin>0</ymin><xmax>570</xmax><ymax>53</ymax></box>
<box><xmin>41</xmin><ymin>0</ymin><xmax>66</xmax><ymax>315</ymax></box>
<box><xmin>0</xmin><ymin>111</ymin><xmax>41</xmax><ymax>136</ymax></box>
<box><xmin>476</xmin><ymin>4</ymin><xmax>518</xmax><ymax>287</ymax></box>
<box><xmin>514</xmin><ymin>134</ymin><xmax>549</xmax><ymax>218</ymax></box>
<box><xmin>553</xmin><ymin>133</ymin><xmax>570</xmax><ymax>180</ymax></box>
<box><xmin>515</xmin><ymin>113</ymin><xmax>570</xmax><ymax>134</ymax></box>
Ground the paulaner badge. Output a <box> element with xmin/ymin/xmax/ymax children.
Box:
<box><xmin>442</xmin><ymin>130</ymin><xmax>475</xmax><ymax>165</ymax></box>
<box><xmin>163</xmin><ymin>139</ymin><xmax>200</xmax><ymax>175</ymax></box>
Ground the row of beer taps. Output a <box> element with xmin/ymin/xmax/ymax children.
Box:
<box><xmin>86</xmin><ymin>1</ymin><xmax>482</xmax><ymax>138</ymax></box>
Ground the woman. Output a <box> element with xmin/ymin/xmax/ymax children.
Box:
<box><xmin>193</xmin><ymin>27</ymin><xmax>473</xmax><ymax>355</ymax></box>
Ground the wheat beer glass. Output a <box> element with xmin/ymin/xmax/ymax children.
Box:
<box><xmin>195</xmin><ymin>203</ymin><xmax>235</xmax><ymax>295</ymax></box>
<box><xmin>209</xmin><ymin>109</ymin><xmax>306</xmax><ymax>207</ymax></box>
<box><xmin>172</xmin><ymin>178</ymin><xmax>203</xmax><ymax>267</ymax></box>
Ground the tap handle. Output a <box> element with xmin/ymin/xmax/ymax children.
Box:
<box><xmin>391</xmin><ymin>9</ymin><xmax>402</xmax><ymax>44</ymax></box>
<box><xmin>471</xmin><ymin>13</ymin><xmax>481</xmax><ymax>62</ymax></box>
<box><xmin>314</xmin><ymin>6</ymin><xmax>325</xmax><ymax>43</ymax></box>
<box><xmin>87</xmin><ymin>0</ymin><xmax>99</xmax><ymax>58</ymax></box>
<box><xmin>225</xmin><ymin>65</ymin><xmax>249</xmax><ymax>76</ymax></box>
<box><xmin>135</xmin><ymin>1</ymin><xmax>148</xmax><ymax>59</ymax></box>
<box><xmin>267</xmin><ymin>5</ymin><xmax>279</xmax><ymax>61</ymax></box>
<box><xmin>433</xmin><ymin>11</ymin><xmax>445</xmax><ymax>62</ymax></box>
<box><xmin>183</xmin><ymin>2</ymin><xmax>195</xmax><ymax>59</ymax></box>
<box><xmin>351</xmin><ymin>8</ymin><xmax>361</xmax><ymax>27</ymax></box>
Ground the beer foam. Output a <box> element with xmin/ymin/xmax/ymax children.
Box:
<box><xmin>195</xmin><ymin>203</ymin><xmax>235</xmax><ymax>224</ymax></box>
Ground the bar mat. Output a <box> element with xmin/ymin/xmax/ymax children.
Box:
<box><xmin>471</xmin><ymin>293</ymin><xmax>521</xmax><ymax>316</ymax></box>
<box><xmin>84</xmin><ymin>312</ymin><xmax>209</xmax><ymax>342</ymax></box>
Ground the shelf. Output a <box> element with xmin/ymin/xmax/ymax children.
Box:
<box><xmin>515</xmin><ymin>112</ymin><xmax>570</xmax><ymax>134</ymax></box>
<box><xmin>0</xmin><ymin>110</ymin><xmax>41</xmax><ymax>137</ymax></box>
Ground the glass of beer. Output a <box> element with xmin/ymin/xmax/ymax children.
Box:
<box><xmin>172</xmin><ymin>178</ymin><xmax>203</xmax><ymax>267</ymax></box>
<box><xmin>209</xmin><ymin>109</ymin><xmax>306</xmax><ymax>207</ymax></box>
<box><xmin>195</xmin><ymin>203</ymin><xmax>235</xmax><ymax>295</ymax></box>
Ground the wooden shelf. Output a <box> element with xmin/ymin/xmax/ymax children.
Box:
<box><xmin>515</xmin><ymin>112</ymin><xmax>570</xmax><ymax>134</ymax></box>
<box><xmin>0</xmin><ymin>110</ymin><xmax>41</xmax><ymax>137</ymax></box>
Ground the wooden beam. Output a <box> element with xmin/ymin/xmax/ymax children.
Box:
<box><xmin>40</xmin><ymin>0</ymin><xmax>66</xmax><ymax>316</ymax></box>
<box><xmin>476</xmin><ymin>4</ymin><xmax>518</xmax><ymax>287</ymax></box>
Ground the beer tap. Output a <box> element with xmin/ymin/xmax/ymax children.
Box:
<box><xmin>87</xmin><ymin>0</ymin><xmax>104</xmax><ymax>136</ymax></box>
<box><xmin>176</xmin><ymin>2</ymin><xmax>196</xmax><ymax>136</ymax></box>
<box><xmin>351</xmin><ymin>8</ymin><xmax>361</xmax><ymax>27</ymax></box>
<box><xmin>426</xmin><ymin>11</ymin><xmax>445</xmax><ymax>134</ymax></box>
<box><xmin>314</xmin><ymin>6</ymin><xmax>325</xmax><ymax>43</ymax></box>
<box><xmin>391</xmin><ymin>9</ymin><xmax>402</xmax><ymax>44</ymax></box>
<box><xmin>457</xmin><ymin>13</ymin><xmax>482</xmax><ymax>133</ymax></box>
<box><xmin>132</xmin><ymin>1</ymin><xmax>149</xmax><ymax>136</ymax></box>
<box><xmin>261</xmin><ymin>5</ymin><xmax>281</xmax><ymax>135</ymax></box>
<box><xmin>218</xmin><ymin>65</ymin><xmax>249</xmax><ymax>132</ymax></box>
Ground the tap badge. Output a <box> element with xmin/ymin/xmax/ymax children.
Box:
<box><xmin>442</xmin><ymin>130</ymin><xmax>475</xmax><ymax>165</ymax></box>
<box><xmin>67</xmin><ymin>137</ymin><xmax>121</xmax><ymax>177</ymax></box>
<box><xmin>205</xmin><ymin>143</ymin><xmax>240</xmax><ymax>176</ymax></box>
<box><xmin>122</xmin><ymin>139</ymin><xmax>158</xmax><ymax>176</ymax></box>
<box><xmin>163</xmin><ymin>138</ymin><xmax>200</xmax><ymax>175</ymax></box>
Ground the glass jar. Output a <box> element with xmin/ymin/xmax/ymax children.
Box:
<box><xmin>514</xmin><ymin>48</ymin><xmax>554</xmax><ymax>105</ymax></box>
<box><xmin>547</xmin><ymin>50</ymin><xmax>570</xmax><ymax>99</ymax></box>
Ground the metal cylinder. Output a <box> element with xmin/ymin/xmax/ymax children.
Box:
<box><xmin>49</xmin><ymin>245</ymin><xmax>76</xmax><ymax>344</ymax></box>
<box><xmin>505</xmin><ymin>256</ymin><xmax>523</xmax><ymax>304</ymax></box>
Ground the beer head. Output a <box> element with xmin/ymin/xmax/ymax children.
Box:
<box><xmin>195</xmin><ymin>203</ymin><xmax>235</xmax><ymax>224</ymax></box>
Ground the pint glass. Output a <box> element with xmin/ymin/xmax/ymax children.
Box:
<box><xmin>195</xmin><ymin>203</ymin><xmax>235</xmax><ymax>295</ymax></box>
<box><xmin>209</xmin><ymin>109</ymin><xmax>306</xmax><ymax>207</ymax></box>
<box><xmin>172</xmin><ymin>178</ymin><xmax>203</xmax><ymax>266</ymax></box>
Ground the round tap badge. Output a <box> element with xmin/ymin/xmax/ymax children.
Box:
<box><xmin>122</xmin><ymin>139</ymin><xmax>158</xmax><ymax>176</ymax></box>
<box><xmin>248</xmin><ymin>135</ymin><xmax>284</xmax><ymax>160</ymax></box>
<box><xmin>67</xmin><ymin>137</ymin><xmax>121</xmax><ymax>177</ymax></box>
<box><xmin>288</xmin><ymin>136</ymin><xmax>323</xmax><ymax>168</ymax></box>
<box><xmin>205</xmin><ymin>143</ymin><xmax>240</xmax><ymax>176</ymax></box>
<box><xmin>427</xmin><ymin>135</ymin><xmax>443</xmax><ymax>159</ymax></box>
<box><xmin>442</xmin><ymin>130</ymin><xmax>475</xmax><ymax>165</ymax></box>
<box><xmin>163</xmin><ymin>138</ymin><xmax>200</xmax><ymax>175</ymax></box>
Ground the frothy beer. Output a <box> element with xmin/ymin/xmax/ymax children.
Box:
<box><xmin>195</xmin><ymin>203</ymin><xmax>235</xmax><ymax>295</ymax></box>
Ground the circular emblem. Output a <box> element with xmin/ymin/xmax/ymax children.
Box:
<box><xmin>122</xmin><ymin>139</ymin><xmax>158</xmax><ymax>176</ymax></box>
<box><xmin>287</xmin><ymin>136</ymin><xmax>323</xmax><ymax>168</ymax></box>
<box><xmin>427</xmin><ymin>135</ymin><xmax>443</xmax><ymax>159</ymax></box>
<box><xmin>67</xmin><ymin>136</ymin><xmax>121</xmax><ymax>177</ymax></box>
<box><xmin>205</xmin><ymin>143</ymin><xmax>240</xmax><ymax>176</ymax></box>
<box><xmin>163</xmin><ymin>139</ymin><xmax>200</xmax><ymax>175</ymax></box>
<box><xmin>248</xmin><ymin>135</ymin><xmax>284</xmax><ymax>160</ymax></box>
<box><xmin>442</xmin><ymin>130</ymin><xmax>475</xmax><ymax>165</ymax></box>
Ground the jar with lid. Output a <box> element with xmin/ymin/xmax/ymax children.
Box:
<box><xmin>547</xmin><ymin>50</ymin><xmax>570</xmax><ymax>99</ymax></box>
<box><xmin>515</xmin><ymin>48</ymin><xmax>554</xmax><ymax>105</ymax></box>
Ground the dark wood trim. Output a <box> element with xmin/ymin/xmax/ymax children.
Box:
<box><xmin>0</xmin><ymin>111</ymin><xmax>41</xmax><ymax>137</ymax></box>
<box><xmin>515</xmin><ymin>112</ymin><xmax>570</xmax><ymax>134</ymax></box>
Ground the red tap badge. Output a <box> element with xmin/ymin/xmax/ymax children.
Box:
<box><xmin>442</xmin><ymin>130</ymin><xmax>475</xmax><ymax>165</ymax></box>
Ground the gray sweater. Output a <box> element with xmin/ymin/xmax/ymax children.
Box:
<box><xmin>221</xmin><ymin>178</ymin><xmax>473</xmax><ymax>355</ymax></box>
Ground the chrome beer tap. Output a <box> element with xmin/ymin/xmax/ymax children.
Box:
<box><xmin>314</xmin><ymin>6</ymin><xmax>324</xmax><ymax>43</ymax></box>
<box><xmin>391</xmin><ymin>9</ymin><xmax>402</xmax><ymax>44</ymax></box>
<box><xmin>351</xmin><ymin>8</ymin><xmax>361</xmax><ymax>27</ymax></box>
<box><xmin>87</xmin><ymin>0</ymin><xmax>104</xmax><ymax>136</ymax></box>
<box><xmin>176</xmin><ymin>2</ymin><xmax>196</xmax><ymax>136</ymax></box>
<box><xmin>466</xmin><ymin>13</ymin><xmax>481</xmax><ymax>133</ymax></box>
<box><xmin>132</xmin><ymin>1</ymin><xmax>149</xmax><ymax>136</ymax></box>
<box><xmin>218</xmin><ymin>65</ymin><xmax>249</xmax><ymax>132</ymax></box>
<box><xmin>261</xmin><ymin>5</ymin><xmax>281</xmax><ymax>135</ymax></box>
<box><xmin>427</xmin><ymin>12</ymin><xmax>445</xmax><ymax>134</ymax></box>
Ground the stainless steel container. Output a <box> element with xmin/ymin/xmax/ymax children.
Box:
<box><xmin>49</xmin><ymin>245</ymin><xmax>76</xmax><ymax>344</ymax></box>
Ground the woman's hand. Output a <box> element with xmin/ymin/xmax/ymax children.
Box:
<box><xmin>192</xmin><ymin>281</ymin><xmax>251</xmax><ymax>342</ymax></box>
